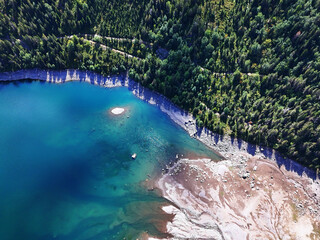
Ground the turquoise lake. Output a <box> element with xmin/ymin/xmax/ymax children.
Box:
<box><xmin>0</xmin><ymin>81</ymin><xmax>220</xmax><ymax>240</ymax></box>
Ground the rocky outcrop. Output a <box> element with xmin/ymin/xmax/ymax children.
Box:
<box><xmin>0</xmin><ymin>69</ymin><xmax>126</xmax><ymax>86</ymax></box>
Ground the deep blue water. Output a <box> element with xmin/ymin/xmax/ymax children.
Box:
<box><xmin>0</xmin><ymin>81</ymin><xmax>220</xmax><ymax>240</ymax></box>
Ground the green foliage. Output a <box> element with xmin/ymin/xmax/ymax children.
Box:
<box><xmin>0</xmin><ymin>0</ymin><xmax>320</xmax><ymax>170</ymax></box>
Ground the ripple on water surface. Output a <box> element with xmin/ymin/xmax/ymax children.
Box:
<box><xmin>0</xmin><ymin>81</ymin><xmax>220</xmax><ymax>240</ymax></box>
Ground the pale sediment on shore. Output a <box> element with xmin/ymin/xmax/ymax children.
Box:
<box><xmin>157</xmin><ymin>156</ymin><xmax>320</xmax><ymax>239</ymax></box>
<box><xmin>1</xmin><ymin>69</ymin><xmax>319</xmax><ymax>239</ymax></box>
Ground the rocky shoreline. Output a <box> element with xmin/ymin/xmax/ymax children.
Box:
<box><xmin>1</xmin><ymin>69</ymin><xmax>320</xmax><ymax>239</ymax></box>
<box><xmin>156</xmin><ymin>155</ymin><xmax>320</xmax><ymax>239</ymax></box>
<box><xmin>1</xmin><ymin>69</ymin><xmax>316</xmax><ymax>179</ymax></box>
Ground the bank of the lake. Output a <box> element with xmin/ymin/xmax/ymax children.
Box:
<box><xmin>0</xmin><ymin>77</ymin><xmax>221</xmax><ymax>240</ymax></box>
<box><xmin>1</xmin><ymin>69</ymin><xmax>319</xmax><ymax>239</ymax></box>
<box><xmin>0</xmin><ymin>69</ymin><xmax>317</xmax><ymax>178</ymax></box>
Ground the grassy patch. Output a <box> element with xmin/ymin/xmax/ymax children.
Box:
<box><xmin>219</xmin><ymin>188</ymin><xmax>225</xmax><ymax>198</ymax></box>
<box><xmin>290</xmin><ymin>203</ymin><xmax>298</xmax><ymax>222</ymax></box>
<box><xmin>310</xmin><ymin>222</ymin><xmax>320</xmax><ymax>240</ymax></box>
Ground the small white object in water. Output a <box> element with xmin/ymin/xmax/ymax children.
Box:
<box><xmin>132</xmin><ymin>153</ymin><xmax>137</xmax><ymax>159</ymax></box>
<box><xmin>111</xmin><ymin>107</ymin><xmax>125</xmax><ymax>115</ymax></box>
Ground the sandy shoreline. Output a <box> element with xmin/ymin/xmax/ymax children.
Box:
<box><xmin>1</xmin><ymin>69</ymin><xmax>319</xmax><ymax>239</ymax></box>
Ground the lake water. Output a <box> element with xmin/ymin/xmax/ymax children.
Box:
<box><xmin>0</xmin><ymin>81</ymin><xmax>220</xmax><ymax>240</ymax></box>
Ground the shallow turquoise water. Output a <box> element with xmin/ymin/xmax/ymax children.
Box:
<box><xmin>0</xmin><ymin>81</ymin><xmax>220</xmax><ymax>240</ymax></box>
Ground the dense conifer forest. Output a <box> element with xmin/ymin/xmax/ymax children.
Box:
<box><xmin>0</xmin><ymin>0</ymin><xmax>319</xmax><ymax>170</ymax></box>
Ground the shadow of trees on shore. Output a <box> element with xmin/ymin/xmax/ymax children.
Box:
<box><xmin>1</xmin><ymin>69</ymin><xmax>318</xmax><ymax>180</ymax></box>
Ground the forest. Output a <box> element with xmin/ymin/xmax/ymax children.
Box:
<box><xmin>0</xmin><ymin>0</ymin><xmax>319</xmax><ymax>170</ymax></box>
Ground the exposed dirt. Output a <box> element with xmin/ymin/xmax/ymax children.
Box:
<box><xmin>155</xmin><ymin>154</ymin><xmax>320</xmax><ymax>239</ymax></box>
